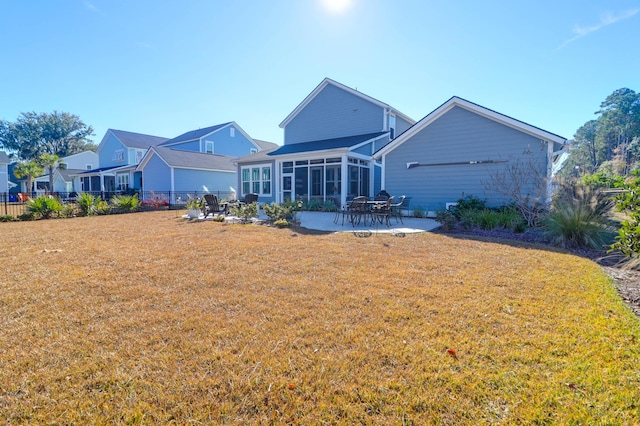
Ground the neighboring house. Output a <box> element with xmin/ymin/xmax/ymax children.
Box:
<box><xmin>137</xmin><ymin>122</ymin><xmax>273</xmax><ymax>201</ymax></box>
<box><xmin>236</xmin><ymin>78</ymin><xmax>415</xmax><ymax>206</ymax></box>
<box><xmin>76</xmin><ymin>129</ymin><xmax>169</xmax><ymax>193</ymax></box>
<box><xmin>374</xmin><ymin>96</ymin><xmax>568</xmax><ymax>213</ymax></box>
<box><xmin>32</xmin><ymin>150</ymin><xmax>99</xmax><ymax>195</ymax></box>
<box><xmin>0</xmin><ymin>151</ymin><xmax>9</xmax><ymax>193</ymax></box>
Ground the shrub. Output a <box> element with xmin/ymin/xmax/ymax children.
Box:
<box><xmin>273</xmin><ymin>218</ymin><xmax>291</xmax><ymax>228</ymax></box>
<box><xmin>17</xmin><ymin>212</ymin><xmax>36</xmax><ymax>221</ymax></box>
<box><xmin>610</xmin><ymin>172</ymin><xmax>640</xmax><ymax>265</ymax></box>
<box><xmin>26</xmin><ymin>195</ymin><xmax>62</xmax><ymax>219</ymax></box>
<box><xmin>544</xmin><ymin>183</ymin><xmax>614</xmax><ymax>249</ymax></box>
<box><xmin>452</xmin><ymin>195</ymin><xmax>486</xmax><ymax>216</ymax></box>
<box><xmin>58</xmin><ymin>203</ymin><xmax>77</xmax><ymax>218</ymax></box>
<box><xmin>263</xmin><ymin>203</ymin><xmax>297</xmax><ymax>221</ymax></box>
<box><xmin>212</xmin><ymin>214</ymin><xmax>226</xmax><ymax>222</ymax></box>
<box><xmin>474</xmin><ymin>209</ymin><xmax>501</xmax><ymax>230</ymax></box>
<box><xmin>320</xmin><ymin>200</ymin><xmax>338</xmax><ymax>212</ymax></box>
<box><xmin>77</xmin><ymin>192</ymin><xmax>103</xmax><ymax>216</ymax></box>
<box><xmin>583</xmin><ymin>171</ymin><xmax>626</xmax><ymax>189</ymax></box>
<box><xmin>230</xmin><ymin>202</ymin><xmax>258</xmax><ymax>223</ymax></box>
<box><xmin>110</xmin><ymin>194</ymin><xmax>141</xmax><ymax>213</ymax></box>
<box><xmin>0</xmin><ymin>215</ymin><xmax>17</xmax><ymax>222</ymax></box>
<box><xmin>434</xmin><ymin>209</ymin><xmax>456</xmax><ymax>231</ymax></box>
<box><xmin>412</xmin><ymin>207</ymin><xmax>425</xmax><ymax>218</ymax></box>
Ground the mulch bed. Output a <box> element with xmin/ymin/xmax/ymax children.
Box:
<box><xmin>435</xmin><ymin>227</ymin><xmax>640</xmax><ymax>318</ymax></box>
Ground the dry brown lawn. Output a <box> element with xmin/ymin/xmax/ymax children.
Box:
<box><xmin>1</xmin><ymin>210</ymin><xmax>639</xmax><ymax>424</ymax></box>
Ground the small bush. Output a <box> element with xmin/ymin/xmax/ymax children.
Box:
<box><xmin>17</xmin><ymin>212</ymin><xmax>36</xmax><ymax>221</ymax></box>
<box><xmin>110</xmin><ymin>194</ymin><xmax>141</xmax><ymax>213</ymax></box>
<box><xmin>0</xmin><ymin>215</ymin><xmax>17</xmax><ymax>222</ymax></box>
<box><xmin>452</xmin><ymin>195</ymin><xmax>487</xmax><ymax>217</ymax></box>
<box><xmin>27</xmin><ymin>195</ymin><xmax>62</xmax><ymax>219</ymax></box>
<box><xmin>474</xmin><ymin>209</ymin><xmax>501</xmax><ymax>230</ymax></box>
<box><xmin>273</xmin><ymin>218</ymin><xmax>291</xmax><ymax>228</ymax></box>
<box><xmin>230</xmin><ymin>202</ymin><xmax>258</xmax><ymax>223</ymax></box>
<box><xmin>610</xmin><ymin>172</ymin><xmax>640</xmax><ymax>265</ymax></box>
<box><xmin>544</xmin><ymin>183</ymin><xmax>614</xmax><ymax>249</ymax></box>
<box><xmin>434</xmin><ymin>209</ymin><xmax>456</xmax><ymax>231</ymax></box>
<box><xmin>58</xmin><ymin>203</ymin><xmax>77</xmax><ymax>218</ymax></box>
<box><xmin>77</xmin><ymin>192</ymin><xmax>102</xmax><ymax>216</ymax></box>
<box><xmin>413</xmin><ymin>207</ymin><xmax>425</xmax><ymax>218</ymax></box>
<box><xmin>212</xmin><ymin>214</ymin><xmax>226</xmax><ymax>222</ymax></box>
<box><xmin>263</xmin><ymin>203</ymin><xmax>296</xmax><ymax>221</ymax></box>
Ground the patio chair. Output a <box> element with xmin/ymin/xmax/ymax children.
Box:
<box><xmin>390</xmin><ymin>195</ymin><xmax>407</xmax><ymax>224</ymax></box>
<box><xmin>239</xmin><ymin>193</ymin><xmax>259</xmax><ymax>206</ymax></box>
<box><xmin>345</xmin><ymin>196</ymin><xmax>369</xmax><ymax>226</ymax></box>
<box><xmin>374</xmin><ymin>190</ymin><xmax>390</xmax><ymax>201</ymax></box>
<box><xmin>203</xmin><ymin>194</ymin><xmax>226</xmax><ymax>217</ymax></box>
<box><xmin>370</xmin><ymin>196</ymin><xmax>394</xmax><ymax>227</ymax></box>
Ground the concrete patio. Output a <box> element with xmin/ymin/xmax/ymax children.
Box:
<box><xmin>295</xmin><ymin>211</ymin><xmax>440</xmax><ymax>234</ymax></box>
<box><xmin>183</xmin><ymin>210</ymin><xmax>441</xmax><ymax>234</ymax></box>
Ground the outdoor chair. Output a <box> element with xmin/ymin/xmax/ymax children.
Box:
<box><xmin>390</xmin><ymin>195</ymin><xmax>407</xmax><ymax>224</ymax></box>
<box><xmin>370</xmin><ymin>196</ymin><xmax>394</xmax><ymax>227</ymax></box>
<box><xmin>374</xmin><ymin>190</ymin><xmax>390</xmax><ymax>201</ymax></box>
<box><xmin>239</xmin><ymin>193</ymin><xmax>259</xmax><ymax>206</ymax></box>
<box><xmin>345</xmin><ymin>196</ymin><xmax>369</xmax><ymax>226</ymax></box>
<box><xmin>203</xmin><ymin>194</ymin><xmax>226</xmax><ymax>217</ymax></box>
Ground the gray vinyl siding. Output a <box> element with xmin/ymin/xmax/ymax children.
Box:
<box><xmin>98</xmin><ymin>133</ymin><xmax>128</xmax><ymax>168</ymax></box>
<box><xmin>141</xmin><ymin>154</ymin><xmax>171</xmax><ymax>192</ymax></box>
<box><xmin>174</xmin><ymin>168</ymin><xmax>236</xmax><ymax>193</ymax></box>
<box><xmin>394</xmin><ymin>116</ymin><xmax>413</xmax><ymax>138</ymax></box>
<box><xmin>384</xmin><ymin>106</ymin><xmax>549</xmax><ymax>212</ymax></box>
<box><xmin>284</xmin><ymin>84</ymin><xmax>384</xmax><ymax>145</ymax></box>
<box><xmin>203</xmin><ymin>125</ymin><xmax>258</xmax><ymax>157</ymax></box>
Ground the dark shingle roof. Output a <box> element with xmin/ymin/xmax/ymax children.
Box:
<box><xmin>110</xmin><ymin>129</ymin><xmax>169</xmax><ymax>149</ymax></box>
<box><xmin>160</xmin><ymin>123</ymin><xmax>232</xmax><ymax>146</ymax></box>
<box><xmin>152</xmin><ymin>147</ymin><xmax>235</xmax><ymax>172</ymax></box>
<box><xmin>268</xmin><ymin>132</ymin><xmax>387</xmax><ymax>156</ymax></box>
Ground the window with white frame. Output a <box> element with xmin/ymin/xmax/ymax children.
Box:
<box><xmin>113</xmin><ymin>149</ymin><xmax>125</xmax><ymax>162</ymax></box>
<box><xmin>135</xmin><ymin>150</ymin><xmax>144</xmax><ymax>164</ymax></box>
<box><xmin>241</xmin><ymin>164</ymin><xmax>271</xmax><ymax>196</ymax></box>
<box><xmin>389</xmin><ymin>113</ymin><xmax>396</xmax><ymax>139</ymax></box>
<box><xmin>205</xmin><ymin>140</ymin><xmax>214</xmax><ymax>154</ymax></box>
<box><xmin>230</xmin><ymin>127</ymin><xmax>235</xmax><ymax>137</ymax></box>
<box><xmin>117</xmin><ymin>174</ymin><xmax>129</xmax><ymax>191</ymax></box>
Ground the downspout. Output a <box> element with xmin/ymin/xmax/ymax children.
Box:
<box><xmin>341</xmin><ymin>154</ymin><xmax>348</xmax><ymax>206</ymax></box>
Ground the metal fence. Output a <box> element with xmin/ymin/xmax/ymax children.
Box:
<box><xmin>0</xmin><ymin>190</ymin><xmax>237</xmax><ymax>218</ymax></box>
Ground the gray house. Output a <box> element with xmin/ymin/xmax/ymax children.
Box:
<box><xmin>375</xmin><ymin>96</ymin><xmax>567</xmax><ymax>213</ymax></box>
<box><xmin>235</xmin><ymin>77</ymin><xmax>415</xmax><ymax>206</ymax></box>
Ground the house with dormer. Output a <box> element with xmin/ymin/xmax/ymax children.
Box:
<box><xmin>235</xmin><ymin>78</ymin><xmax>415</xmax><ymax>206</ymax></box>
<box><xmin>136</xmin><ymin>122</ymin><xmax>275</xmax><ymax>200</ymax></box>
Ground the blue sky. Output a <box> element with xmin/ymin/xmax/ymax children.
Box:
<box><xmin>1</xmin><ymin>0</ymin><xmax>638</xmax><ymax>146</ymax></box>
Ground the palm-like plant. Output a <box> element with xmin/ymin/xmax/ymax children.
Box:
<box><xmin>544</xmin><ymin>183</ymin><xmax>615</xmax><ymax>249</ymax></box>
<box><xmin>37</xmin><ymin>153</ymin><xmax>64</xmax><ymax>195</ymax></box>
<box><xmin>13</xmin><ymin>161</ymin><xmax>44</xmax><ymax>196</ymax></box>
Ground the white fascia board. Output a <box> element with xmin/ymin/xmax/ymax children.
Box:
<box><xmin>271</xmin><ymin>148</ymin><xmax>351</xmax><ymax>162</ymax></box>
<box><xmin>279</xmin><ymin>78</ymin><xmax>393</xmax><ymax>129</ymax></box>
<box><xmin>136</xmin><ymin>147</ymin><xmax>171</xmax><ymax>171</ymax></box>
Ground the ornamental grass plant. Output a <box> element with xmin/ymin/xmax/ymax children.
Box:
<box><xmin>1</xmin><ymin>211</ymin><xmax>639</xmax><ymax>424</ymax></box>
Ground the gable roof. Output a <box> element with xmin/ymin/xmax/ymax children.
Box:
<box><xmin>253</xmin><ymin>139</ymin><xmax>279</xmax><ymax>151</ymax></box>
<box><xmin>140</xmin><ymin>147</ymin><xmax>236</xmax><ymax>172</ymax></box>
<box><xmin>375</xmin><ymin>96</ymin><xmax>567</xmax><ymax>159</ymax></box>
<box><xmin>279</xmin><ymin>78</ymin><xmax>415</xmax><ymax>129</ymax></box>
<box><xmin>0</xmin><ymin>151</ymin><xmax>9</xmax><ymax>164</ymax></box>
<box><xmin>160</xmin><ymin>122</ymin><xmax>232</xmax><ymax>146</ymax></box>
<box><xmin>268</xmin><ymin>131</ymin><xmax>388</xmax><ymax>156</ymax></box>
<box><xmin>108</xmin><ymin>129</ymin><xmax>170</xmax><ymax>149</ymax></box>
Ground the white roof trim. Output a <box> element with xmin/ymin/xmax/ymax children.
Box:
<box><xmin>375</xmin><ymin>97</ymin><xmax>567</xmax><ymax>159</ymax></box>
<box><xmin>279</xmin><ymin>78</ymin><xmax>415</xmax><ymax>129</ymax></box>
